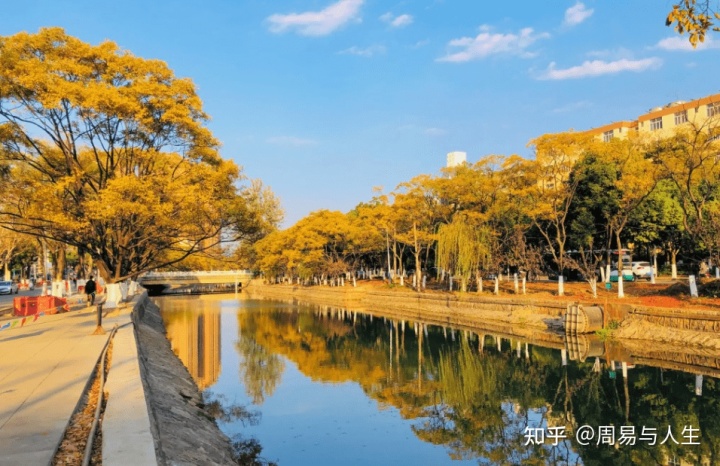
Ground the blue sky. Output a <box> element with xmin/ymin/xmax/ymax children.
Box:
<box><xmin>2</xmin><ymin>1</ymin><xmax>719</xmax><ymax>226</ymax></box>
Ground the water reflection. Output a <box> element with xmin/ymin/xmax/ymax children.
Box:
<box><xmin>160</xmin><ymin>296</ymin><xmax>221</xmax><ymax>390</ymax></box>
<box><xmin>159</xmin><ymin>297</ymin><xmax>720</xmax><ymax>465</ymax></box>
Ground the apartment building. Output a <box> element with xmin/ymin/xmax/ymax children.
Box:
<box><xmin>585</xmin><ymin>92</ymin><xmax>720</xmax><ymax>141</ymax></box>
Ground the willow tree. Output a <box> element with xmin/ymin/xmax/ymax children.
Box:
<box><xmin>432</xmin><ymin>156</ymin><xmax>510</xmax><ymax>287</ymax></box>
<box><xmin>436</xmin><ymin>217</ymin><xmax>491</xmax><ymax>292</ymax></box>
<box><xmin>0</xmin><ymin>28</ymin><xmax>274</xmax><ymax>282</ymax></box>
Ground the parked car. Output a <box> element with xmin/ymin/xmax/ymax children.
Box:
<box><xmin>631</xmin><ymin>261</ymin><xmax>653</xmax><ymax>280</ymax></box>
<box><xmin>609</xmin><ymin>268</ymin><xmax>635</xmax><ymax>282</ymax></box>
<box><xmin>0</xmin><ymin>280</ymin><xmax>19</xmax><ymax>294</ymax></box>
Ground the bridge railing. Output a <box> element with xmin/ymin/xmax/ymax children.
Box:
<box><xmin>140</xmin><ymin>270</ymin><xmax>253</xmax><ymax>278</ymax></box>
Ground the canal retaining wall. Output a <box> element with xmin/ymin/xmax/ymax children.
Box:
<box><xmin>132</xmin><ymin>293</ymin><xmax>239</xmax><ymax>465</ymax></box>
<box><xmin>246</xmin><ymin>281</ymin><xmax>720</xmax><ymax>350</ymax></box>
<box><xmin>245</xmin><ymin>281</ymin><xmax>575</xmax><ymax>350</ymax></box>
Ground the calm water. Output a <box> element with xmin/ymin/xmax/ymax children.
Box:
<box><xmin>155</xmin><ymin>295</ymin><xmax>720</xmax><ymax>465</ymax></box>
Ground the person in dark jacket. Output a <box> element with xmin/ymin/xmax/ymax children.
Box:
<box><xmin>85</xmin><ymin>276</ymin><xmax>97</xmax><ymax>305</ymax></box>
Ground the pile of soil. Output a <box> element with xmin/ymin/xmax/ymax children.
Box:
<box><xmin>700</xmin><ymin>280</ymin><xmax>720</xmax><ymax>298</ymax></box>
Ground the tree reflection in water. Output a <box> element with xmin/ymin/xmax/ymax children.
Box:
<box><xmin>231</xmin><ymin>302</ymin><xmax>720</xmax><ymax>465</ymax></box>
<box><xmin>236</xmin><ymin>337</ymin><xmax>284</xmax><ymax>404</ymax></box>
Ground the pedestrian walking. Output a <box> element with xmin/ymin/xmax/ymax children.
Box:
<box><xmin>85</xmin><ymin>276</ymin><xmax>97</xmax><ymax>305</ymax></box>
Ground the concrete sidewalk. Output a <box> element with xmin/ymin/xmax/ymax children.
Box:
<box><xmin>0</xmin><ymin>296</ymin><xmax>156</xmax><ymax>465</ymax></box>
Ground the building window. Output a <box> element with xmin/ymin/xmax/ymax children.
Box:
<box><xmin>602</xmin><ymin>130</ymin><xmax>614</xmax><ymax>142</ymax></box>
<box><xmin>674</xmin><ymin>110</ymin><xmax>688</xmax><ymax>125</ymax></box>
<box><xmin>708</xmin><ymin>102</ymin><xmax>720</xmax><ymax>117</ymax></box>
<box><xmin>650</xmin><ymin>117</ymin><xmax>663</xmax><ymax>131</ymax></box>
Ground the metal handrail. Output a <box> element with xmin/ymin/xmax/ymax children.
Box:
<box><xmin>82</xmin><ymin>324</ymin><xmax>119</xmax><ymax>466</ymax></box>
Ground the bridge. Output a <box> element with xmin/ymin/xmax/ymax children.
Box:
<box><xmin>138</xmin><ymin>270</ymin><xmax>254</xmax><ymax>295</ymax></box>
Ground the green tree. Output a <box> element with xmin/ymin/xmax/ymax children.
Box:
<box><xmin>567</xmin><ymin>151</ymin><xmax>620</xmax><ymax>293</ymax></box>
<box><xmin>650</xmin><ymin>121</ymin><xmax>720</xmax><ymax>269</ymax></box>
<box><xmin>626</xmin><ymin>180</ymin><xmax>686</xmax><ymax>278</ymax></box>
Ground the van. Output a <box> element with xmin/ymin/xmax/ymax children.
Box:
<box><xmin>612</xmin><ymin>253</ymin><xmax>631</xmax><ymax>268</ymax></box>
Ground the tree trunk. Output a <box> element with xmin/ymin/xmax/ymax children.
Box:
<box><xmin>412</xmin><ymin>221</ymin><xmax>422</xmax><ymax>289</ymax></box>
<box><xmin>615</xmin><ymin>232</ymin><xmax>625</xmax><ymax>298</ymax></box>
<box><xmin>392</xmin><ymin>236</ymin><xmax>398</xmax><ymax>279</ymax></box>
<box><xmin>671</xmin><ymin>249</ymin><xmax>678</xmax><ymax>279</ymax></box>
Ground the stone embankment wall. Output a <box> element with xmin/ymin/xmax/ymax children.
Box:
<box><xmin>615</xmin><ymin>307</ymin><xmax>720</xmax><ymax>350</ymax></box>
<box><xmin>246</xmin><ymin>281</ymin><xmax>571</xmax><ymax>346</ymax></box>
<box><xmin>132</xmin><ymin>293</ymin><xmax>239</xmax><ymax>465</ymax></box>
<box><xmin>246</xmin><ymin>281</ymin><xmax>720</xmax><ymax>350</ymax></box>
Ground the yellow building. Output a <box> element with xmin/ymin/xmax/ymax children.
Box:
<box><xmin>585</xmin><ymin>92</ymin><xmax>720</xmax><ymax>141</ymax></box>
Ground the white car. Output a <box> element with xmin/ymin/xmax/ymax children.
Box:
<box><xmin>0</xmin><ymin>281</ymin><xmax>19</xmax><ymax>294</ymax></box>
<box><xmin>631</xmin><ymin>261</ymin><xmax>653</xmax><ymax>280</ymax></box>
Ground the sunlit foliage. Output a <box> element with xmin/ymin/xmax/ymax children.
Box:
<box><xmin>0</xmin><ymin>28</ymin><xmax>280</xmax><ymax>281</ymax></box>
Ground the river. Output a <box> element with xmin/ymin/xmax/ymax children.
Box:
<box><xmin>154</xmin><ymin>294</ymin><xmax>720</xmax><ymax>465</ymax></box>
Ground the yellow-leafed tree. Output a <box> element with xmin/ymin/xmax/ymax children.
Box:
<box><xmin>0</xmin><ymin>28</ymin><xmax>278</xmax><ymax>282</ymax></box>
<box><xmin>666</xmin><ymin>0</ymin><xmax>720</xmax><ymax>46</ymax></box>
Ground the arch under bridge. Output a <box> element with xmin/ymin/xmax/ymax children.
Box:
<box><xmin>138</xmin><ymin>270</ymin><xmax>254</xmax><ymax>295</ymax></box>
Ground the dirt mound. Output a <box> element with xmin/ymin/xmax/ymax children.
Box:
<box><xmin>659</xmin><ymin>282</ymin><xmax>691</xmax><ymax>296</ymax></box>
<box><xmin>699</xmin><ymin>279</ymin><xmax>720</xmax><ymax>298</ymax></box>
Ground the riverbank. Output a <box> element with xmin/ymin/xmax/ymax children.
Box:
<box><xmin>245</xmin><ymin>279</ymin><xmax>720</xmax><ymax>350</ymax></box>
<box><xmin>133</xmin><ymin>296</ymin><xmax>239</xmax><ymax>465</ymax></box>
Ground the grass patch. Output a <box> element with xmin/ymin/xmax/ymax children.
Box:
<box><xmin>595</xmin><ymin>320</ymin><xmax>620</xmax><ymax>341</ymax></box>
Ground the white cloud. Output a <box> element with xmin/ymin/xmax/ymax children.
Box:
<box><xmin>267</xmin><ymin>0</ymin><xmax>363</xmax><ymax>36</ymax></box>
<box><xmin>437</xmin><ymin>26</ymin><xmax>550</xmax><ymax>62</ymax></box>
<box><xmin>424</xmin><ymin>127</ymin><xmax>447</xmax><ymax>137</ymax></box>
<box><xmin>564</xmin><ymin>2</ymin><xmax>593</xmax><ymax>26</ymax></box>
<box><xmin>537</xmin><ymin>58</ymin><xmax>662</xmax><ymax>80</ymax></box>
<box><xmin>267</xmin><ymin>136</ymin><xmax>318</xmax><ymax>147</ymax></box>
<box><xmin>338</xmin><ymin>45</ymin><xmax>386</xmax><ymax>57</ymax></box>
<box><xmin>655</xmin><ymin>35</ymin><xmax>720</xmax><ymax>51</ymax></box>
<box><xmin>380</xmin><ymin>12</ymin><xmax>413</xmax><ymax>28</ymax></box>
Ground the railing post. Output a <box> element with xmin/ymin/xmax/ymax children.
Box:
<box><xmin>93</xmin><ymin>303</ymin><xmax>105</xmax><ymax>335</ymax></box>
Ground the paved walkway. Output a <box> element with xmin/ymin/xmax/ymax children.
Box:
<box><xmin>0</xmin><ymin>295</ymin><xmax>156</xmax><ymax>465</ymax></box>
